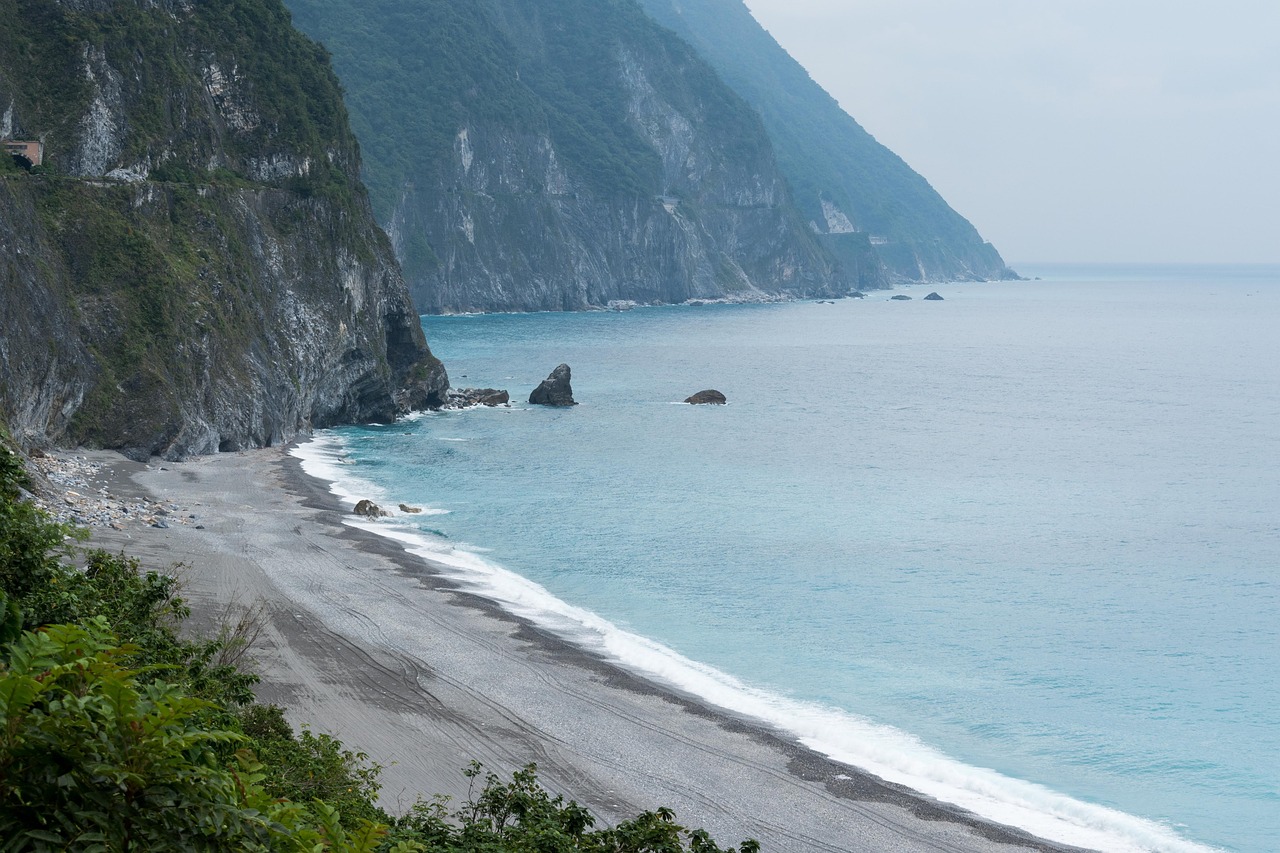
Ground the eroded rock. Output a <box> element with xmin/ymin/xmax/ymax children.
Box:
<box><xmin>685</xmin><ymin>390</ymin><xmax>727</xmax><ymax>405</ymax></box>
<box><xmin>529</xmin><ymin>364</ymin><xmax>577</xmax><ymax>406</ymax></box>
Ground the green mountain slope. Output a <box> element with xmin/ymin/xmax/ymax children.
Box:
<box><xmin>636</xmin><ymin>0</ymin><xmax>1015</xmax><ymax>282</ymax></box>
<box><xmin>285</xmin><ymin>0</ymin><xmax>864</xmax><ymax>313</ymax></box>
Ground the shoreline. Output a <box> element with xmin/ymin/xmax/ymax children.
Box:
<box><xmin>70</xmin><ymin>444</ymin><xmax>1086</xmax><ymax>853</ymax></box>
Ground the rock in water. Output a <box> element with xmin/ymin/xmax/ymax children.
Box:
<box><xmin>891</xmin><ymin>294</ymin><xmax>913</xmax><ymax>300</ymax></box>
<box><xmin>446</xmin><ymin>388</ymin><xmax>510</xmax><ymax>408</ymax></box>
<box><xmin>529</xmin><ymin>364</ymin><xmax>577</xmax><ymax>406</ymax></box>
<box><xmin>685</xmin><ymin>390</ymin><xmax>727</xmax><ymax>405</ymax></box>
<box><xmin>924</xmin><ymin>292</ymin><xmax>944</xmax><ymax>301</ymax></box>
<box><xmin>354</xmin><ymin>499</ymin><xmax>387</xmax><ymax>518</ymax></box>
<box><xmin>399</xmin><ymin>503</ymin><xmax>423</xmax><ymax>514</ymax></box>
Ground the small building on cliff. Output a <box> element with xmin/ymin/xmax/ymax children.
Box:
<box><xmin>3</xmin><ymin>139</ymin><xmax>43</xmax><ymax>167</ymax></box>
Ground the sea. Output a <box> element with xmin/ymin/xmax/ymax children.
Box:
<box><xmin>295</xmin><ymin>264</ymin><xmax>1280</xmax><ymax>853</ymax></box>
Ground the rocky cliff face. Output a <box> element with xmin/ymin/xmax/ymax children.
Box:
<box><xmin>636</xmin><ymin>0</ymin><xmax>1017</xmax><ymax>284</ymax></box>
<box><xmin>286</xmin><ymin>0</ymin><xmax>866</xmax><ymax>314</ymax></box>
<box><xmin>0</xmin><ymin>0</ymin><xmax>446</xmax><ymax>459</ymax></box>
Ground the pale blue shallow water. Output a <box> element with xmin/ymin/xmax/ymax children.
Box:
<box><xmin>318</xmin><ymin>266</ymin><xmax>1280</xmax><ymax>852</ymax></box>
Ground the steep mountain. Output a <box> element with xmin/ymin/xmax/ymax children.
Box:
<box><xmin>0</xmin><ymin>0</ymin><xmax>447</xmax><ymax>460</ymax></box>
<box><xmin>285</xmin><ymin>0</ymin><xmax>869</xmax><ymax>314</ymax></box>
<box><xmin>635</xmin><ymin>0</ymin><xmax>1015</xmax><ymax>282</ymax></box>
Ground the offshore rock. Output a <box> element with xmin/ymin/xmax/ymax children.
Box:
<box><xmin>924</xmin><ymin>292</ymin><xmax>945</xmax><ymax>301</ymax></box>
<box><xmin>354</xmin><ymin>499</ymin><xmax>387</xmax><ymax>518</ymax></box>
<box><xmin>891</xmin><ymin>295</ymin><xmax>913</xmax><ymax>301</ymax></box>
<box><xmin>529</xmin><ymin>365</ymin><xmax>577</xmax><ymax>407</ymax></box>
<box><xmin>684</xmin><ymin>390</ymin><xmax>727</xmax><ymax>405</ymax></box>
<box><xmin>446</xmin><ymin>388</ymin><xmax>511</xmax><ymax>408</ymax></box>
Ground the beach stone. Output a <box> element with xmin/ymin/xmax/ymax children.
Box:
<box><xmin>924</xmin><ymin>292</ymin><xmax>944</xmax><ymax>301</ymax></box>
<box><xmin>354</xmin><ymin>499</ymin><xmax>387</xmax><ymax>518</ymax></box>
<box><xmin>529</xmin><ymin>364</ymin><xmax>577</xmax><ymax>406</ymax></box>
<box><xmin>399</xmin><ymin>504</ymin><xmax>423</xmax><ymax>514</ymax></box>
<box><xmin>684</xmin><ymin>389</ymin><xmax>727</xmax><ymax>405</ymax></box>
<box><xmin>891</xmin><ymin>294</ymin><xmax>912</xmax><ymax>300</ymax></box>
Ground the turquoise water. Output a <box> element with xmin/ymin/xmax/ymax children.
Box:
<box><xmin>306</xmin><ymin>266</ymin><xmax>1280</xmax><ymax>852</ymax></box>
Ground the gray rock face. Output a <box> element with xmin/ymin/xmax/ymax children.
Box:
<box><xmin>891</xmin><ymin>294</ymin><xmax>913</xmax><ymax>301</ymax></box>
<box><xmin>684</xmin><ymin>390</ymin><xmax>727</xmax><ymax>405</ymax></box>
<box><xmin>924</xmin><ymin>292</ymin><xmax>945</xmax><ymax>301</ymax></box>
<box><xmin>529</xmin><ymin>365</ymin><xmax>577</xmax><ymax>407</ymax></box>
<box><xmin>0</xmin><ymin>0</ymin><xmax>448</xmax><ymax>460</ymax></box>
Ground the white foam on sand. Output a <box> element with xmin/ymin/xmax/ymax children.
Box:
<box><xmin>290</xmin><ymin>435</ymin><xmax>1221</xmax><ymax>853</ymax></box>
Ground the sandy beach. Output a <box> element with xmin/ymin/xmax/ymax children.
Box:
<box><xmin>56</xmin><ymin>445</ymin><xmax>1086</xmax><ymax>853</ymax></box>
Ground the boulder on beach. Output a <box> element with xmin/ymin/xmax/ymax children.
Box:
<box><xmin>529</xmin><ymin>364</ymin><xmax>577</xmax><ymax>406</ymax></box>
<box><xmin>890</xmin><ymin>294</ymin><xmax>912</xmax><ymax>301</ymax></box>
<box><xmin>684</xmin><ymin>390</ymin><xmax>727</xmax><ymax>405</ymax></box>
<box><xmin>354</xmin><ymin>499</ymin><xmax>387</xmax><ymax>518</ymax></box>
<box><xmin>447</xmin><ymin>387</ymin><xmax>510</xmax><ymax>408</ymax></box>
<box><xmin>924</xmin><ymin>292</ymin><xmax>944</xmax><ymax>301</ymax></box>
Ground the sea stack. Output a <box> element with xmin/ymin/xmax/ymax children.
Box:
<box><xmin>529</xmin><ymin>364</ymin><xmax>577</xmax><ymax>406</ymax></box>
<box><xmin>924</xmin><ymin>292</ymin><xmax>945</xmax><ymax>301</ymax></box>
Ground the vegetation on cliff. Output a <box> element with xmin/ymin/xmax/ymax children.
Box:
<box><xmin>285</xmin><ymin>0</ymin><xmax>845</xmax><ymax>312</ymax></box>
<box><xmin>0</xmin><ymin>439</ymin><xmax>757</xmax><ymax>851</ymax></box>
<box><xmin>0</xmin><ymin>0</ymin><xmax>446</xmax><ymax>459</ymax></box>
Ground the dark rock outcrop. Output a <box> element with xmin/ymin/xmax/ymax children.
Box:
<box><xmin>924</xmin><ymin>292</ymin><xmax>945</xmax><ymax>301</ymax></box>
<box><xmin>0</xmin><ymin>0</ymin><xmax>447</xmax><ymax>459</ymax></box>
<box><xmin>399</xmin><ymin>503</ymin><xmax>423</xmax><ymax>514</ymax></box>
<box><xmin>446</xmin><ymin>388</ymin><xmax>511</xmax><ymax>408</ymax></box>
<box><xmin>529</xmin><ymin>365</ymin><xmax>577</xmax><ymax>407</ymax></box>
<box><xmin>685</xmin><ymin>390</ymin><xmax>727</xmax><ymax>405</ymax></box>
<box><xmin>891</xmin><ymin>295</ymin><xmax>913</xmax><ymax>301</ymax></box>
<box><xmin>354</xmin><ymin>499</ymin><xmax>387</xmax><ymax>518</ymax></box>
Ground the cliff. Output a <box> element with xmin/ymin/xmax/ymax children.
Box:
<box><xmin>636</xmin><ymin>0</ymin><xmax>1017</xmax><ymax>283</ymax></box>
<box><xmin>285</xmin><ymin>0</ymin><xmax>867</xmax><ymax>314</ymax></box>
<box><xmin>0</xmin><ymin>0</ymin><xmax>447</xmax><ymax>460</ymax></box>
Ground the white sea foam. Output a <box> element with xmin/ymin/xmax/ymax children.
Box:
<box><xmin>293</xmin><ymin>433</ymin><xmax>449</xmax><ymax>516</ymax></box>
<box><xmin>289</xmin><ymin>435</ymin><xmax>1222</xmax><ymax>853</ymax></box>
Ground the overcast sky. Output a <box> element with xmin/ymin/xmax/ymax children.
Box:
<box><xmin>741</xmin><ymin>0</ymin><xmax>1280</xmax><ymax>265</ymax></box>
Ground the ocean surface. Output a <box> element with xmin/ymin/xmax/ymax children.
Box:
<box><xmin>296</xmin><ymin>264</ymin><xmax>1280</xmax><ymax>852</ymax></box>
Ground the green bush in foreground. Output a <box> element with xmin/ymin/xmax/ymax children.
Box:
<box><xmin>0</xmin><ymin>438</ymin><xmax>758</xmax><ymax>851</ymax></box>
<box><xmin>0</xmin><ymin>616</ymin><xmax>389</xmax><ymax>850</ymax></box>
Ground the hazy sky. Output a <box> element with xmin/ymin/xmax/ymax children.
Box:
<box><xmin>742</xmin><ymin>0</ymin><xmax>1280</xmax><ymax>264</ymax></box>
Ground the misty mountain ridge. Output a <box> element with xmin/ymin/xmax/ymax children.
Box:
<box><xmin>285</xmin><ymin>0</ymin><xmax>1014</xmax><ymax>314</ymax></box>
